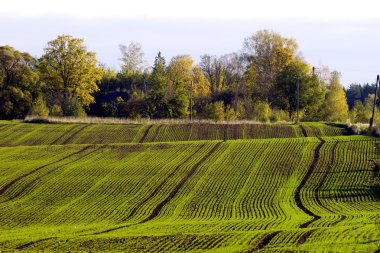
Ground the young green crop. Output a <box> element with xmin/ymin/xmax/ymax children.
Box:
<box><xmin>0</xmin><ymin>122</ymin><xmax>378</xmax><ymax>252</ymax></box>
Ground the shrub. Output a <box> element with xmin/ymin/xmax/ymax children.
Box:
<box><xmin>204</xmin><ymin>101</ymin><xmax>225</xmax><ymax>122</ymax></box>
<box><xmin>29</xmin><ymin>95</ymin><xmax>49</xmax><ymax>117</ymax></box>
<box><xmin>271</xmin><ymin>109</ymin><xmax>289</xmax><ymax>122</ymax></box>
<box><xmin>50</xmin><ymin>104</ymin><xmax>63</xmax><ymax>116</ymax></box>
<box><xmin>225</xmin><ymin>105</ymin><xmax>238</xmax><ymax>121</ymax></box>
<box><xmin>61</xmin><ymin>94</ymin><xmax>86</xmax><ymax>118</ymax></box>
<box><xmin>253</xmin><ymin>101</ymin><xmax>272</xmax><ymax>123</ymax></box>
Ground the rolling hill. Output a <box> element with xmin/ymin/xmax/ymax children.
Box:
<box><xmin>0</xmin><ymin>121</ymin><xmax>378</xmax><ymax>252</ymax></box>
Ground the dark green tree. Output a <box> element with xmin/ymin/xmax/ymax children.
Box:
<box><xmin>147</xmin><ymin>51</ymin><xmax>167</xmax><ymax>93</ymax></box>
<box><xmin>0</xmin><ymin>46</ymin><xmax>39</xmax><ymax>119</ymax></box>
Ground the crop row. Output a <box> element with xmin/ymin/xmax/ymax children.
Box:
<box><xmin>0</xmin><ymin>122</ymin><xmax>349</xmax><ymax>146</ymax></box>
<box><xmin>0</xmin><ymin>136</ymin><xmax>378</xmax><ymax>252</ymax></box>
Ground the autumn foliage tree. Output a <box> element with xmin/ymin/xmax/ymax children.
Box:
<box><xmin>322</xmin><ymin>71</ymin><xmax>349</xmax><ymax>122</ymax></box>
<box><xmin>39</xmin><ymin>35</ymin><xmax>102</xmax><ymax>108</ymax></box>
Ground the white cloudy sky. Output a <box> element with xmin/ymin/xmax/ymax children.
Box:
<box><xmin>2</xmin><ymin>0</ymin><xmax>380</xmax><ymax>85</ymax></box>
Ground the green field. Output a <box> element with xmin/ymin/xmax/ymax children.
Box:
<box><xmin>0</xmin><ymin>122</ymin><xmax>379</xmax><ymax>252</ymax></box>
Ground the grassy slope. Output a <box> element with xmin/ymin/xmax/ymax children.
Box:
<box><xmin>0</xmin><ymin>122</ymin><xmax>378</xmax><ymax>252</ymax></box>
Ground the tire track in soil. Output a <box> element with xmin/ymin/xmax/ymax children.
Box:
<box><xmin>62</xmin><ymin>124</ymin><xmax>90</xmax><ymax>145</ymax></box>
<box><xmin>92</xmin><ymin>141</ymin><xmax>223</xmax><ymax>235</ymax></box>
<box><xmin>0</xmin><ymin>145</ymin><xmax>93</xmax><ymax>197</ymax></box>
<box><xmin>122</xmin><ymin>144</ymin><xmax>206</xmax><ymax>221</ymax></box>
<box><xmin>314</xmin><ymin>141</ymin><xmax>346</xmax><ymax>224</ymax></box>
<box><xmin>300</xmin><ymin>125</ymin><xmax>308</xmax><ymax>137</ymax></box>
<box><xmin>139</xmin><ymin>141</ymin><xmax>222</xmax><ymax>223</ymax></box>
<box><xmin>1</xmin><ymin>145</ymin><xmax>103</xmax><ymax>203</ymax></box>
<box><xmin>245</xmin><ymin>231</ymin><xmax>281</xmax><ymax>253</ymax></box>
<box><xmin>296</xmin><ymin>141</ymin><xmax>342</xmax><ymax>246</ymax></box>
<box><xmin>139</xmin><ymin>125</ymin><xmax>153</xmax><ymax>143</ymax></box>
<box><xmin>150</xmin><ymin>125</ymin><xmax>163</xmax><ymax>142</ymax></box>
<box><xmin>295</xmin><ymin>137</ymin><xmax>325</xmax><ymax>229</ymax></box>
<box><xmin>50</xmin><ymin>124</ymin><xmax>81</xmax><ymax>145</ymax></box>
<box><xmin>297</xmin><ymin>229</ymin><xmax>316</xmax><ymax>245</ymax></box>
<box><xmin>15</xmin><ymin>237</ymin><xmax>57</xmax><ymax>250</ymax></box>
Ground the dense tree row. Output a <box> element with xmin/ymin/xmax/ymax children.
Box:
<box><xmin>0</xmin><ymin>30</ymin><xmax>378</xmax><ymax>123</ymax></box>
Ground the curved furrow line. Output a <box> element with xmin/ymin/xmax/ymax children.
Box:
<box><xmin>87</xmin><ymin>142</ymin><xmax>222</xmax><ymax>236</ymax></box>
<box><xmin>1</xmin><ymin>145</ymin><xmax>103</xmax><ymax>203</ymax></box>
<box><xmin>295</xmin><ymin>138</ymin><xmax>325</xmax><ymax>228</ymax></box>
<box><xmin>300</xmin><ymin>125</ymin><xmax>308</xmax><ymax>137</ymax></box>
<box><xmin>245</xmin><ymin>231</ymin><xmax>281</xmax><ymax>253</ymax></box>
<box><xmin>139</xmin><ymin>125</ymin><xmax>153</xmax><ymax>143</ymax></box>
<box><xmin>50</xmin><ymin>124</ymin><xmax>81</xmax><ymax>145</ymax></box>
<box><xmin>313</xmin><ymin>141</ymin><xmax>347</xmax><ymax>224</ymax></box>
<box><xmin>0</xmin><ymin>145</ymin><xmax>93</xmax><ymax>197</ymax></box>
<box><xmin>150</xmin><ymin>125</ymin><xmax>163</xmax><ymax>142</ymax></box>
<box><xmin>62</xmin><ymin>124</ymin><xmax>90</xmax><ymax>144</ymax></box>
<box><xmin>15</xmin><ymin>237</ymin><xmax>56</xmax><ymax>251</ymax></box>
<box><xmin>122</xmin><ymin>144</ymin><xmax>206</xmax><ymax>221</ymax></box>
<box><xmin>139</xmin><ymin>141</ymin><xmax>222</xmax><ymax>223</ymax></box>
<box><xmin>297</xmin><ymin>229</ymin><xmax>317</xmax><ymax>245</ymax></box>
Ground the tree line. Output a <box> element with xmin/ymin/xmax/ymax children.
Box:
<box><xmin>1</xmin><ymin>30</ymin><xmax>378</xmax><ymax>123</ymax></box>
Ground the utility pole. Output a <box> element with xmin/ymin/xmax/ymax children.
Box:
<box><xmin>369</xmin><ymin>75</ymin><xmax>379</xmax><ymax>130</ymax></box>
<box><xmin>190</xmin><ymin>81</ymin><xmax>193</xmax><ymax>121</ymax></box>
<box><xmin>296</xmin><ymin>76</ymin><xmax>300</xmax><ymax>124</ymax></box>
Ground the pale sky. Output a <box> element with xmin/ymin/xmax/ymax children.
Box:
<box><xmin>2</xmin><ymin>0</ymin><xmax>380</xmax><ymax>86</ymax></box>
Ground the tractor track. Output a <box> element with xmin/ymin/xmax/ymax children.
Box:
<box><xmin>0</xmin><ymin>145</ymin><xmax>93</xmax><ymax>197</ymax></box>
<box><xmin>297</xmin><ymin>229</ymin><xmax>316</xmax><ymax>245</ymax></box>
<box><xmin>150</xmin><ymin>125</ymin><xmax>163</xmax><ymax>142</ymax></box>
<box><xmin>1</xmin><ymin>145</ymin><xmax>103</xmax><ymax>203</ymax></box>
<box><xmin>314</xmin><ymin>142</ymin><xmax>345</xmax><ymax>218</ymax></box>
<box><xmin>245</xmin><ymin>231</ymin><xmax>281</xmax><ymax>253</ymax></box>
<box><xmin>0</xmin><ymin>146</ymin><xmax>103</xmax><ymax>203</ymax></box>
<box><xmin>122</xmin><ymin>144</ymin><xmax>206</xmax><ymax>221</ymax></box>
<box><xmin>62</xmin><ymin>124</ymin><xmax>90</xmax><ymax>145</ymax></box>
<box><xmin>91</xmin><ymin>141</ymin><xmax>223</xmax><ymax>236</ymax></box>
<box><xmin>139</xmin><ymin>141</ymin><xmax>222</xmax><ymax>223</ymax></box>
<box><xmin>295</xmin><ymin>138</ymin><xmax>325</xmax><ymax>228</ymax></box>
<box><xmin>15</xmin><ymin>237</ymin><xmax>56</xmax><ymax>250</ymax></box>
<box><xmin>50</xmin><ymin>124</ymin><xmax>82</xmax><ymax>145</ymax></box>
<box><xmin>139</xmin><ymin>125</ymin><xmax>153</xmax><ymax>143</ymax></box>
<box><xmin>300</xmin><ymin>125</ymin><xmax>308</xmax><ymax>137</ymax></box>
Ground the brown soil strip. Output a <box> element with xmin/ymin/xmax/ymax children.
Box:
<box><xmin>140</xmin><ymin>141</ymin><xmax>222</xmax><ymax>223</ymax></box>
<box><xmin>15</xmin><ymin>237</ymin><xmax>56</xmax><ymax>250</ymax></box>
<box><xmin>330</xmin><ymin>215</ymin><xmax>346</xmax><ymax>226</ymax></box>
<box><xmin>295</xmin><ymin>138</ymin><xmax>325</xmax><ymax>228</ymax></box>
<box><xmin>297</xmin><ymin>229</ymin><xmax>316</xmax><ymax>245</ymax></box>
<box><xmin>300</xmin><ymin>125</ymin><xmax>308</xmax><ymax>137</ymax></box>
<box><xmin>1</xmin><ymin>146</ymin><xmax>103</xmax><ymax>203</ymax></box>
<box><xmin>150</xmin><ymin>125</ymin><xmax>162</xmax><ymax>142</ymax></box>
<box><xmin>62</xmin><ymin>124</ymin><xmax>90</xmax><ymax>144</ymax></box>
<box><xmin>51</xmin><ymin>125</ymin><xmax>81</xmax><ymax>145</ymax></box>
<box><xmin>246</xmin><ymin>231</ymin><xmax>281</xmax><ymax>253</ymax></box>
<box><xmin>122</xmin><ymin>144</ymin><xmax>206</xmax><ymax>221</ymax></box>
<box><xmin>314</xmin><ymin>142</ymin><xmax>342</xmax><ymax>215</ymax></box>
<box><xmin>139</xmin><ymin>125</ymin><xmax>153</xmax><ymax>143</ymax></box>
<box><xmin>0</xmin><ymin>146</ymin><xmax>93</xmax><ymax>197</ymax></box>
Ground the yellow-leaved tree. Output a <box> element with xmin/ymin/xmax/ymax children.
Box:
<box><xmin>39</xmin><ymin>35</ymin><xmax>102</xmax><ymax>106</ymax></box>
<box><xmin>322</xmin><ymin>71</ymin><xmax>349</xmax><ymax>122</ymax></box>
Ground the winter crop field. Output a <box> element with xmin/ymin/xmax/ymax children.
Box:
<box><xmin>0</xmin><ymin>121</ymin><xmax>379</xmax><ymax>252</ymax></box>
